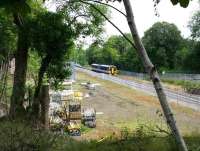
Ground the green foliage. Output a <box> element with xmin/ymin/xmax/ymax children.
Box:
<box><xmin>1</xmin><ymin>120</ymin><xmax>200</xmax><ymax>151</ymax></box>
<box><xmin>142</xmin><ymin>22</ymin><xmax>184</xmax><ymax>70</ymax></box>
<box><xmin>162</xmin><ymin>79</ymin><xmax>200</xmax><ymax>95</ymax></box>
<box><xmin>183</xmin><ymin>81</ymin><xmax>200</xmax><ymax>95</ymax></box>
<box><xmin>86</xmin><ymin>42</ymin><xmax>103</xmax><ymax>65</ymax></box>
<box><xmin>189</xmin><ymin>11</ymin><xmax>200</xmax><ymax>41</ymax></box>
<box><xmin>69</xmin><ymin>46</ymin><xmax>88</xmax><ymax>66</ymax></box>
<box><xmin>27</xmin><ymin>50</ymin><xmax>41</xmax><ymax>84</ymax></box>
<box><xmin>183</xmin><ymin>42</ymin><xmax>200</xmax><ymax>73</ymax></box>
<box><xmin>0</xmin><ymin>9</ymin><xmax>17</xmax><ymax>61</ymax></box>
<box><xmin>47</xmin><ymin>60</ymin><xmax>71</xmax><ymax>90</ymax></box>
<box><xmin>28</xmin><ymin>11</ymin><xmax>74</xmax><ymax>89</ymax></box>
<box><xmin>0</xmin><ymin>120</ymin><xmax>68</xmax><ymax>151</ymax></box>
<box><xmin>29</xmin><ymin>12</ymin><xmax>74</xmax><ymax>57</ymax></box>
<box><xmin>0</xmin><ymin>0</ymin><xmax>31</xmax><ymax>16</ymax></box>
<box><xmin>59</xmin><ymin>1</ymin><xmax>108</xmax><ymax>38</ymax></box>
<box><xmin>80</xmin><ymin>124</ymin><xmax>92</xmax><ymax>133</ymax></box>
<box><xmin>170</xmin><ymin>0</ymin><xmax>190</xmax><ymax>8</ymax></box>
<box><xmin>86</xmin><ymin>34</ymin><xmax>143</xmax><ymax>72</ymax></box>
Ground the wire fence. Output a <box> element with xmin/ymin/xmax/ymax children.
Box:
<box><xmin>120</xmin><ymin>70</ymin><xmax>200</xmax><ymax>82</ymax></box>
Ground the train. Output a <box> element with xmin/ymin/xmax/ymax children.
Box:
<box><xmin>91</xmin><ymin>64</ymin><xmax>118</xmax><ymax>75</ymax></box>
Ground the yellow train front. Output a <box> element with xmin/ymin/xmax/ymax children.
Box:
<box><xmin>91</xmin><ymin>64</ymin><xmax>118</xmax><ymax>75</ymax></box>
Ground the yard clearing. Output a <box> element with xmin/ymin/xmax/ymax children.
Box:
<box><xmin>75</xmin><ymin>71</ymin><xmax>200</xmax><ymax>140</ymax></box>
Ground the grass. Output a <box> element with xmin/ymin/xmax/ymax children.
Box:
<box><xmin>80</xmin><ymin>124</ymin><xmax>92</xmax><ymax>134</ymax></box>
<box><xmin>0</xmin><ymin>119</ymin><xmax>200</xmax><ymax>151</ymax></box>
<box><xmin>76</xmin><ymin>71</ymin><xmax>200</xmax><ymax>135</ymax></box>
<box><xmin>162</xmin><ymin>79</ymin><xmax>200</xmax><ymax>95</ymax></box>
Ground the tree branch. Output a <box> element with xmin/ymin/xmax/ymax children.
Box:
<box><xmin>67</xmin><ymin>14</ymin><xmax>90</xmax><ymax>26</ymax></box>
<box><xmin>86</xmin><ymin>0</ymin><xmax>127</xmax><ymax>17</ymax></box>
<box><xmin>79</xmin><ymin>0</ymin><xmax>137</xmax><ymax>49</ymax></box>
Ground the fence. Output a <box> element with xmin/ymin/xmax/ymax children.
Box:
<box><xmin>120</xmin><ymin>70</ymin><xmax>200</xmax><ymax>81</ymax></box>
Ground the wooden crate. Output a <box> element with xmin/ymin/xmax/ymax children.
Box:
<box><xmin>69</xmin><ymin>112</ymin><xmax>82</xmax><ymax>120</ymax></box>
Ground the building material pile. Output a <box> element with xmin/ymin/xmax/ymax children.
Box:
<box><xmin>49</xmin><ymin>82</ymin><xmax>83</xmax><ymax>136</ymax></box>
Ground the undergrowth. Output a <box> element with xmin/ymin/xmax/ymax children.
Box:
<box><xmin>0</xmin><ymin>119</ymin><xmax>200</xmax><ymax>151</ymax></box>
<box><xmin>162</xmin><ymin>79</ymin><xmax>200</xmax><ymax>95</ymax></box>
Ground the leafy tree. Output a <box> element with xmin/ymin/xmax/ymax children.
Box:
<box><xmin>188</xmin><ymin>11</ymin><xmax>200</xmax><ymax>41</ymax></box>
<box><xmin>69</xmin><ymin>46</ymin><xmax>88</xmax><ymax>66</ymax></box>
<box><xmin>142</xmin><ymin>22</ymin><xmax>183</xmax><ymax>70</ymax></box>
<box><xmin>86</xmin><ymin>34</ymin><xmax>143</xmax><ymax>72</ymax></box>
<box><xmin>104</xmin><ymin>34</ymin><xmax>142</xmax><ymax>71</ymax></box>
<box><xmin>0</xmin><ymin>0</ymin><xmax>108</xmax><ymax>118</ymax></box>
<box><xmin>28</xmin><ymin>11</ymin><xmax>74</xmax><ymax>117</ymax></box>
<box><xmin>0</xmin><ymin>10</ymin><xmax>17</xmax><ymax>61</ymax></box>
<box><xmin>184</xmin><ymin>11</ymin><xmax>200</xmax><ymax>73</ymax></box>
<box><xmin>184</xmin><ymin>42</ymin><xmax>200</xmax><ymax>73</ymax></box>
<box><xmin>86</xmin><ymin>42</ymin><xmax>103</xmax><ymax>64</ymax></box>
<box><xmin>0</xmin><ymin>0</ymin><xmax>45</xmax><ymax>118</ymax></box>
<box><xmin>27</xmin><ymin>50</ymin><xmax>41</xmax><ymax>85</ymax></box>
<box><xmin>101</xmin><ymin>44</ymin><xmax>119</xmax><ymax>65</ymax></box>
<box><xmin>28</xmin><ymin>2</ymin><xmax>108</xmax><ymax>118</ymax></box>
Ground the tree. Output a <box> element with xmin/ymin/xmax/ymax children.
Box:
<box><xmin>184</xmin><ymin>10</ymin><xmax>200</xmax><ymax>73</ymax></box>
<box><xmin>86</xmin><ymin>34</ymin><xmax>143</xmax><ymax>72</ymax></box>
<box><xmin>0</xmin><ymin>0</ymin><xmax>45</xmax><ymax>118</ymax></box>
<box><xmin>0</xmin><ymin>0</ymin><xmax>108</xmax><ymax>118</ymax></box>
<box><xmin>84</xmin><ymin>0</ymin><xmax>191</xmax><ymax>150</ymax></box>
<box><xmin>122</xmin><ymin>0</ymin><xmax>188</xmax><ymax>150</ymax></box>
<box><xmin>86</xmin><ymin>42</ymin><xmax>103</xmax><ymax>64</ymax></box>
<box><xmin>0</xmin><ymin>10</ymin><xmax>16</xmax><ymax>62</ymax></box>
<box><xmin>184</xmin><ymin>42</ymin><xmax>200</xmax><ymax>73</ymax></box>
<box><xmin>189</xmin><ymin>11</ymin><xmax>200</xmax><ymax>41</ymax></box>
<box><xmin>28</xmin><ymin>2</ymin><xmax>108</xmax><ymax>118</ymax></box>
<box><xmin>101</xmin><ymin>44</ymin><xmax>119</xmax><ymax>64</ymax></box>
<box><xmin>28</xmin><ymin>11</ymin><xmax>74</xmax><ymax>117</ymax></box>
<box><xmin>69</xmin><ymin>46</ymin><xmax>88</xmax><ymax>66</ymax></box>
<box><xmin>142</xmin><ymin>22</ymin><xmax>183</xmax><ymax>70</ymax></box>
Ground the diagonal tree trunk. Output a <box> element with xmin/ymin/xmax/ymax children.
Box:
<box><xmin>122</xmin><ymin>0</ymin><xmax>188</xmax><ymax>151</ymax></box>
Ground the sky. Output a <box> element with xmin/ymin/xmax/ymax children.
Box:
<box><xmin>104</xmin><ymin>0</ymin><xmax>199</xmax><ymax>38</ymax></box>
<box><xmin>46</xmin><ymin>0</ymin><xmax>199</xmax><ymax>46</ymax></box>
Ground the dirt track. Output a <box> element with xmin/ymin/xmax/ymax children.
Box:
<box><xmin>76</xmin><ymin>71</ymin><xmax>200</xmax><ymax>140</ymax></box>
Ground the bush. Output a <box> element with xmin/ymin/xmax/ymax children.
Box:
<box><xmin>0</xmin><ymin>120</ymin><xmax>200</xmax><ymax>151</ymax></box>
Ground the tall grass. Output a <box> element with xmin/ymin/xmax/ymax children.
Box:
<box><xmin>0</xmin><ymin>119</ymin><xmax>200</xmax><ymax>151</ymax></box>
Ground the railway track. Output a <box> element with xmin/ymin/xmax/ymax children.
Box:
<box><xmin>76</xmin><ymin>67</ymin><xmax>200</xmax><ymax>111</ymax></box>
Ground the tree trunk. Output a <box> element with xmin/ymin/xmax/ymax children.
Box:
<box><xmin>40</xmin><ymin>85</ymin><xmax>50</xmax><ymax>130</ymax></box>
<box><xmin>32</xmin><ymin>55</ymin><xmax>51</xmax><ymax>119</ymax></box>
<box><xmin>122</xmin><ymin>0</ymin><xmax>188</xmax><ymax>151</ymax></box>
<box><xmin>9</xmin><ymin>29</ymin><xmax>29</xmax><ymax>118</ymax></box>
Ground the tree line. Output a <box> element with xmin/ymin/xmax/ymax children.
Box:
<box><xmin>82</xmin><ymin>11</ymin><xmax>200</xmax><ymax>73</ymax></box>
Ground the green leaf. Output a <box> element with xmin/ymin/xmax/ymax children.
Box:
<box><xmin>170</xmin><ymin>0</ymin><xmax>179</xmax><ymax>5</ymax></box>
<box><xmin>179</xmin><ymin>0</ymin><xmax>190</xmax><ymax>8</ymax></box>
<box><xmin>0</xmin><ymin>0</ymin><xmax>31</xmax><ymax>15</ymax></box>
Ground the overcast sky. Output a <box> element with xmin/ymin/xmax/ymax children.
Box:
<box><xmin>104</xmin><ymin>0</ymin><xmax>199</xmax><ymax>38</ymax></box>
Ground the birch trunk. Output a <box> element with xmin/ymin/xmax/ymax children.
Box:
<box><xmin>122</xmin><ymin>0</ymin><xmax>188</xmax><ymax>150</ymax></box>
